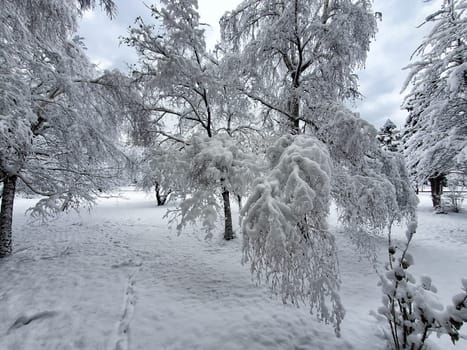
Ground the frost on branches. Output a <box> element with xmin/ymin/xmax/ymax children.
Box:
<box><xmin>444</xmin><ymin>171</ymin><xmax>466</xmax><ymax>212</ymax></box>
<box><xmin>220</xmin><ymin>0</ymin><xmax>418</xmax><ymax>333</ymax></box>
<box><xmin>402</xmin><ymin>0</ymin><xmax>466</xmax><ymax>207</ymax></box>
<box><xmin>313</xmin><ymin>107</ymin><xmax>417</xmax><ymax>233</ymax></box>
<box><xmin>377</xmin><ymin>119</ymin><xmax>402</xmax><ymax>153</ymax></box>
<box><xmin>124</xmin><ymin>0</ymin><xmax>261</xmax><ymax>240</ymax></box>
<box><xmin>242</xmin><ymin>135</ymin><xmax>344</xmax><ymax>334</ymax></box>
<box><xmin>169</xmin><ymin>134</ymin><xmax>258</xmax><ymax>240</ymax></box>
<box><xmin>220</xmin><ymin>0</ymin><xmax>417</xmax><ymax>235</ymax></box>
<box><xmin>220</xmin><ymin>0</ymin><xmax>377</xmax><ymax>134</ymax></box>
<box><xmin>134</xmin><ymin>145</ymin><xmax>188</xmax><ymax>206</ymax></box>
<box><xmin>239</xmin><ymin>111</ymin><xmax>417</xmax><ymax>335</ymax></box>
<box><xmin>374</xmin><ymin>222</ymin><xmax>467</xmax><ymax>349</ymax></box>
<box><xmin>0</xmin><ymin>0</ymin><xmax>133</xmax><ymax>257</ymax></box>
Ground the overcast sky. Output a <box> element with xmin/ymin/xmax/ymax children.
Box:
<box><xmin>79</xmin><ymin>0</ymin><xmax>441</xmax><ymax>129</ymax></box>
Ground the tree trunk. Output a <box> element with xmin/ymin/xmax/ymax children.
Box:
<box><xmin>0</xmin><ymin>175</ymin><xmax>17</xmax><ymax>258</ymax></box>
<box><xmin>222</xmin><ymin>188</ymin><xmax>234</xmax><ymax>240</ymax></box>
<box><xmin>429</xmin><ymin>175</ymin><xmax>444</xmax><ymax>208</ymax></box>
<box><xmin>287</xmin><ymin>94</ymin><xmax>300</xmax><ymax>135</ymax></box>
<box><xmin>155</xmin><ymin>181</ymin><xmax>171</xmax><ymax>206</ymax></box>
<box><xmin>236</xmin><ymin>194</ymin><xmax>242</xmax><ymax>211</ymax></box>
<box><xmin>322</xmin><ymin>0</ymin><xmax>330</xmax><ymax>24</ymax></box>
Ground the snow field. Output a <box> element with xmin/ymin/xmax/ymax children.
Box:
<box><xmin>0</xmin><ymin>189</ymin><xmax>465</xmax><ymax>349</ymax></box>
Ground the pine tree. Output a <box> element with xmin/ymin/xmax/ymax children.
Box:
<box><xmin>402</xmin><ymin>0</ymin><xmax>466</xmax><ymax>208</ymax></box>
<box><xmin>377</xmin><ymin>119</ymin><xmax>402</xmax><ymax>152</ymax></box>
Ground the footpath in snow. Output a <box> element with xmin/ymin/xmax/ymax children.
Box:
<box><xmin>0</xmin><ymin>189</ymin><xmax>466</xmax><ymax>349</ymax></box>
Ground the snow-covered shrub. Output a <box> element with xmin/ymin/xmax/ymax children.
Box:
<box><xmin>242</xmin><ymin>135</ymin><xmax>344</xmax><ymax>334</ymax></box>
<box><xmin>374</xmin><ymin>222</ymin><xmax>467</xmax><ymax>349</ymax></box>
<box><xmin>444</xmin><ymin>172</ymin><xmax>466</xmax><ymax>213</ymax></box>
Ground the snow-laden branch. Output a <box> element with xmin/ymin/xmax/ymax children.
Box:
<box><xmin>16</xmin><ymin>173</ymin><xmax>59</xmax><ymax>197</ymax></box>
<box><xmin>241</xmin><ymin>134</ymin><xmax>344</xmax><ymax>335</ymax></box>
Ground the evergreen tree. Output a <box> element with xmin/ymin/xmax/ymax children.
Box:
<box><xmin>402</xmin><ymin>0</ymin><xmax>466</xmax><ymax>208</ymax></box>
<box><xmin>377</xmin><ymin>119</ymin><xmax>402</xmax><ymax>152</ymax></box>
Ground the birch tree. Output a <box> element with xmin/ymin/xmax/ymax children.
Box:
<box><xmin>221</xmin><ymin>0</ymin><xmax>418</xmax><ymax>333</ymax></box>
<box><xmin>221</xmin><ymin>0</ymin><xmax>377</xmax><ymax>134</ymax></box>
<box><xmin>124</xmin><ymin>0</ymin><xmax>259</xmax><ymax>240</ymax></box>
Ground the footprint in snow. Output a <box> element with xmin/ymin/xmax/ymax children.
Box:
<box><xmin>7</xmin><ymin>310</ymin><xmax>59</xmax><ymax>333</ymax></box>
<box><xmin>111</xmin><ymin>260</ymin><xmax>143</xmax><ymax>269</ymax></box>
<box><xmin>110</xmin><ymin>275</ymin><xmax>137</xmax><ymax>350</ymax></box>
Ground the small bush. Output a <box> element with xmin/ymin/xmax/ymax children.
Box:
<box><xmin>444</xmin><ymin>173</ymin><xmax>466</xmax><ymax>213</ymax></box>
<box><xmin>373</xmin><ymin>222</ymin><xmax>467</xmax><ymax>349</ymax></box>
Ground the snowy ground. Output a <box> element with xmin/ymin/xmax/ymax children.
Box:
<box><xmin>0</xmin><ymin>189</ymin><xmax>466</xmax><ymax>350</ymax></box>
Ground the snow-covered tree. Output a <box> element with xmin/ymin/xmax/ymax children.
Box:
<box><xmin>172</xmin><ymin>133</ymin><xmax>259</xmax><ymax>240</ymax></box>
<box><xmin>221</xmin><ymin>0</ymin><xmax>377</xmax><ymax>134</ymax></box>
<box><xmin>123</xmin><ymin>0</ymin><xmax>231</xmax><ymax>141</ymax></box>
<box><xmin>0</xmin><ymin>0</ymin><xmax>131</xmax><ymax>257</ymax></box>
<box><xmin>124</xmin><ymin>0</ymin><xmax>259</xmax><ymax>240</ymax></box>
<box><xmin>377</xmin><ymin>119</ymin><xmax>402</xmax><ymax>152</ymax></box>
<box><xmin>135</xmin><ymin>143</ymin><xmax>188</xmax><ymax>206</ymax></box>
<box><xmin>402</xmin><ymin>0</ymin><xmax>466</xmax><ymax>208</ymax></box>
<box><xmin>242</xmin><ymin>135</ymin><xmax>344</xmax><ymax>330</ymax></box>
<box><xmin>77</xmin><ymin>0</ymin><xmax>116</xmax><ymax>17</ymax></box>
<box><xmin>221</xmin><ymin>0</ymin><xmax>418</xmax><ymax>332</ymax></box>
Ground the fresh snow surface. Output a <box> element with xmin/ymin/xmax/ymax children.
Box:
<box><xmin>1</xmin><ymin>189</ymin><xmax>466</xmax><ymax>350</ymax></box>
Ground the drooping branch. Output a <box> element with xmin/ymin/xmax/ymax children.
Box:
<box><xmin>16</xmin><ymin>173</ymin><xmax>59</xmax><ymax>197</ymax></box>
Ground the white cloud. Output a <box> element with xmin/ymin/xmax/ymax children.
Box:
<box><xmin>198</xmin><ymin>0</ymin><xmax>242</xmax><ymax>48</ymax></box>
<box><xmin>82</xmin><ymin>10</ymin><xmax>95</xmax><ymax>21</ymax></box>
<box><xmin>356</xmin><ymin>0</ymin><xmax>443</xmax><ymax>127</ymax></box>
<box><xmin>89</xmin><ymin>56</ymin><xmax>114</xmax><ymax>71</ymax></box>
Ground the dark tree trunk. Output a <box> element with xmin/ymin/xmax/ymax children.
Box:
<box><xmin>0</xmin><ymin>175</ymin><xmax>17</xmax><ymax>258</ymax></box>
<box><xmin>222</xmin><ymin>188</ymin><xmax>234</xmax><ymax>240</ymax></box>
<box><xmin>288</xmin><ymin>95</ymin><xmax>300</xmax><ymax>135</ymax></box>
<box><xmin>236</xmin><ymin>194</ymin><xmax>242</xmax><ymax>211</ymax></box>
<box><xmin>429</xmin><ymin>175</ymin><xmax>444</xmax><ymax>208</ymax></box>
<box><xmin>155</xmin><ymin>181</ymin><xmax>171</xmax><ymax>206</ymax></box>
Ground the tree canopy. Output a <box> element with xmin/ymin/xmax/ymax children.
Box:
<box><xmin>0</xmin><ymin>0</ymin><xmax>132</xmax><ymax>257</ymax></box>
<box><xmin>220</xmin><ymin>0</ymin><xmax>418</xmax><ymax>333</ymax></box>
<box><xmin>402</xmin><ymin>0</ymin><xmax>466</xmax><ymax>185</ymax></box>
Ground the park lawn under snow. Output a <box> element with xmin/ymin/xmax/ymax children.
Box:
<box><xmin>0</xmin><ymin>189</ymin><xmax>466</xmax><ymax>350</ymax></box>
